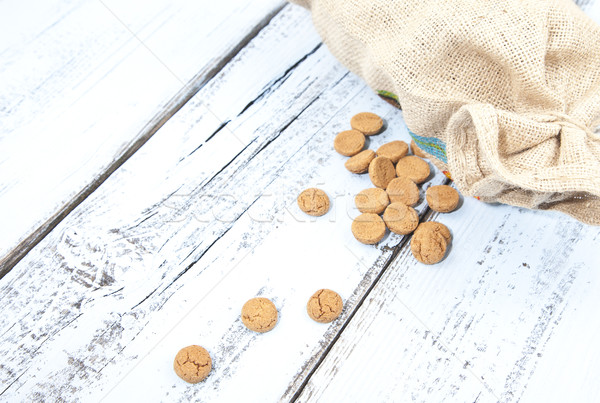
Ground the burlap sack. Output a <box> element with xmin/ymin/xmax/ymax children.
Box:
<box><xmin>290</xmin><ymin>0</ymin><xmax>600</xmax><ymax>225</ymax></box>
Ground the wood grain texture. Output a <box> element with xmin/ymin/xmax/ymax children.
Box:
<box><xmin>0</xmin><ymin>6</ymin><xmax>449</xmax><ymax>398</ymax></box>
<box><xmin>0</xmin><ymin>0</ymin><xmax>284</xmax><ymax>275</ymax></box>
<box><xmin>294</xmin><ymin>196</ymin><xmax>600</xmax><ymax>402</ymax></box>
<box><xmin>0</xmin><ymin>6</ymin><xmax>335</xmax><ymax>400</ymax></box>
<box><xmin>2</xmin><ymin>1</ymin><xmax>600</xmax><ymax>402</ymax></box>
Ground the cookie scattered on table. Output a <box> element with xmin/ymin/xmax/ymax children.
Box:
<box><xmin>345</xmin><ymin>149</ymin><xmax>376</xmax><ymax>173</ymax></box>
<box><xmin>241</xmin><ymin>297</ymin><xmax>278</xmax><ymax>333</ymax></box>
<box><xmin>307</xmin><ymin>289</ymin><xmax>343</xmax><ymax>323</ymax></box>
<box><xmin>410</xmin><ymin>221</ymin><xmax>451</xmax><ymax>264</ymax></box>
<box><xmin>386</xmin><ymin>177</ymin><xmax>420</xmax><ymax>206</ymax></box>
<box><xmin>350</xmin><ymin>112</ymin><xmax>383</xmax><ymax>135</ymax></box>
<box><xmin>395</xmin><ymin>155</ymin><xmax>430</xmax><ymax>184</ymax></box>
<box><xmin>382</xmin><ymin>202</ymin><xmax>419</xmax><ymax>235</ymax></box>
<box><xmin>426</xmin><ymin>185</ymin><xmax>459</xmax><ymax>212</ymax></box>
<box><xmin>368</xmin><ymin>156</ymin><xmax>396</xmax><ymax>188</ymax></box>
<box><xmin>376</xmin><ymin>140</ymin><xmax>408</xmax><ymax>164</ymax></box>
<box><xmin>167</xmin><ymin>115</ymin><xmax>463</xmax><ymax>387</ymax></box>
<box><xmin>297</xmin><ymin>188</ymin><xmax>330</xmax><ymax>216</ymax></box>
<box><xmin>334</xmin><ymin>129</ymin><xmax>365</xmax><ymax>156</ymax></box>
<box><xmin>355</xmin><ymin>187</ymin><xmax>390</xmax><ymax>215</ymax></box>
<box><xmin>351</xmin><ymin>213</ymin><xmax>386</xmax><ymax>244</ymax></box>
<box><xmin>173</xmin><ymin>345</ymin><xmax>212</xmax><ymax>383</ymax></box>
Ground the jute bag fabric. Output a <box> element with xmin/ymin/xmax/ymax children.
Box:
<box><xmin>290</xmin><ymin>0</ymin><xmax>600</xmax><ymax>225</ymax></box>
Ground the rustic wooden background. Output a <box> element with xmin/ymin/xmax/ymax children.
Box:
<box><xmin>1</xmin><ymin>1</ymin><xmax>599</xmax><ymax>401</ymax></box>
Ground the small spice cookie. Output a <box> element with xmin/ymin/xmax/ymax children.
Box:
<box><xmin>376</xmin><ymin>140</ymin><xmax>408</xmax><ymax>164</ymax></box>
<box><xmin>386</xmin><ymin>177</ymin><xmax>420</xmax><ymax>207</ymax></box>
<box><xmin>383</xmin><ymin>203</ymin><xmax>419</xmax><ymax>235</ymax></box>
<box><xmin>368</xmin><ymin>156</ymin><xmax>396</xmax><ymax>188</ymax></box>
<box><xmin>411</xmin><ymin>228</ymin><xmax>447</xmax><ymax>265</ymax></box>
<box><xmin>350</xmin><ymin>112</ymin><xmax>383</xmax><ymax>135</ymax></box>
<box><xmin>241</xmin><ymin>297</ymin><xmax>278</xmax><ymax>333</ymax></box>
<box><xmin>395</xmin><ymin>156</ymin><xmax>430</xmax><ymax>184</ymax></box>
<box><xmin>351</xmin><ymin>213</ymin><xmax>386</xmax><ymax>244</ymax></box>
<box><xmin>416</xmin><ymin>221</ymin><xmax>452</xmax><ymax>243</ymax></box>
<box><xmin>410</xmin><ymin>221</ymin><xmax>451</xmax><ymax>264</ymax></box>
<box><xmin>345</xmin><ymin>149</ymin><xmax>375</xmax><ymax>174</ymax></box>
<box><xmin>334</xmin><ymin>130</ymin><xmax>365</xmax><ymax>156</ymax></box>
<box><xmin>355</xmin><ymin>188</ymin><xmax>390</xmax><ymax>214</ymax></box>
<box><xmin>426</xmin><ymin>185</ymin><xmax>460</xmax><ymax>213</ymax></box>
<box><xmin>173</xmin><ymin>345</ymin><xmax>212</xmax><ymax>383</ymax></box>
<box><xmin>297</xmin><ymin>188</ymin><xmax>330</xmax><ymax>216</ymax></box>
<box><xmin>410</xmin><ymin>139</ymin><xmax>428</xmax><ymax>158</ymax></box>
<box><xmin>307</xmin><ymin>289</ymin><xmax>343</xmax><ymax>323</ymax></box>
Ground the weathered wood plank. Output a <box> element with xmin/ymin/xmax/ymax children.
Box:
<box><xmin>0</xmin><ymin>6</ymin><xmax>327</xmax><ymax>399</ymax></box>
<box><xmin>517</xmin><ymin>237</ymin><xmax>600</xmax><ymax>403</ymax></box>
<box><xmin>93</xmin><ymin>110</ymin><xmax>448</xmax><ymax>403</ymax></box>
<box><xmin>2</xmin><ymin>1</ymin><xmax>599</xmax><ymax>401</ymax></box>
<box><xmin>0</xmin><ymin>6</ymin><xmax>450</xmax><ymax>398</ymax></box>
<box><xmin>293</xmin><ymin>195</ymin><xmax>600</xmax><ymax>402</ymax></box>
<box><xmin>291</xmin><ymin>2</ymin><xmax>600</xmax><ymax>400</ymax></box>
<box><xmin>0</xmin><ymin>0</ymin><xmax>284</xmax><ymax>275</ymax></box>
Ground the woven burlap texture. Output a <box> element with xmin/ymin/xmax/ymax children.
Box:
<box><xmin>291</xmin><ymin>0</ymin><xmax>600</xmax><ymax>225</ymax></box>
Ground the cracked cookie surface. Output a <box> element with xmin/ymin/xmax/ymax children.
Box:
<box><xmin>241</xmin><ymin>297</ymin><xmax>278</xmax><ymax>333</ymax></box>
<box><xmin>410</xmin><ymin>221</ymin><xmax>451</xmax><ymax>264</ymax></box>
<box><xmin>173</xmin><ymin>345</ymin><xmax>212</xmax><ymax>383</ymax></box>
<box><xmin>416</xmin><ymin>221</ymin><xmax>452</xmax><ymax>243</ymax></box>
<box><xmin>307</xmin><ymin>289</ymin><xmax>343</xmax><ymax>323</ymax></box>
<box><xmin>297</xmin><ymin>188</ymin><xmax>330</xmax><ymax>217</ymax></box>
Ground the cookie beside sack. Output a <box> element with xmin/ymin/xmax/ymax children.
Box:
<box><xmin>289</xmin><ymin>0</ymin><xmax>600</xmax><ymax>225</ymax></box>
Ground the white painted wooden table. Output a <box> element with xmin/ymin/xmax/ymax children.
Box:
<box><xmin>1</xmin><ymin>1</ymin><xmax>600</xmax><ymax>402</ymax></box>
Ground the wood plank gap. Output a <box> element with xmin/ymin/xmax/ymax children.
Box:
<box><xmin>288</xmin><ymin>236</ymin><xmax>410</xmax><ymax>402</ymax></box>
<box><xmin>0</xmin><ymin>3</ymin><xmax>287</xmax><ymax>280</ymax></box>
<box><xmin>289</xmin><ymin>189</ymin><xmax>450</xmax><ymax>401</ymax></box>
<box><xmin>236</xmin><ymin>43</ymin><xmax>323</xmax><ymax>118</ymax></box>
<box><xmin>288</xmin><ymin>176</ymin><xmax>452</xmax><ymax>401</ymax></box>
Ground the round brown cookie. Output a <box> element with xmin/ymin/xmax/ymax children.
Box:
<box><xmin>376</xmin><ymin>140</ymin><xmax>408</xmax><ymax>164</ymax></box>
<box><xmin>345</xmin><ymin>149</ymin><xmax>376</xmax><ymax>174</ymax></box>
<box><xmin>351</xmin><ymin>213</ymin><xmax>386</xmax><ymax>244</ymax></box>
<box><xmin>334</xmin><ymin>130</ymin><xmax>365</xmax><ymax>156</ymax></box>
<box><xmin>350</xmin><ymin>112</ymin><xmax>383</xmax><ymax>135</ymax></box>
<box><xmin>410</xmin><ymin>139</ymin><xmax>428</xmax><ymax>158</ymax></box>
<box><xmin>415</xmin><ymin>221</ymin><xmax>452</xmax><ymax>243</ymax></box>
<box><xmin>395</xmin><ymin>156</ymin><xmax>430</xmax><ymax>184</ymax></box>
<box><xmin>382</xmin><ymin>203</ymin><xmax>419</xmax><ymax>235</ymax></box>
<box><xmin>410</xmin><ymin>227</ymin><xmax>447</xmax><ymax>265</ymax></box>
<box><xmin>355</xmin><ymin>188</ymin><xmax>390</xmax><ymax>214</ymax></box>
<box><xmin>173</xmin><ymin>345</ymin><xmax>212</xmax><ymax>383</ymax></box>
<box><xmin>297</xmin><ymin>188</ymin><xmax>330</xmax><ymax>216</ymax></box>
<box><xmin>241</xmin><ymin>297</ymin><xmax>278</xmax><ymax>333</ymax></box>
<box><xmin>368</xmin><ymin>156</ymin><xmax>396</xmax><ymax>188</ymax></box>
<box><xmin>307</xmin><ymin>289</ymin><xmax>343</xmax><ymax>323</ymax></box>
<box><xmin>426</xmin><ymin>185</ymin><xmax>460</xmax><ymax>213</ymax></box>
<box><xmin>386</xmin><ymin>177</ymin><xmax>420</xmax><ymax>206</ymax></box>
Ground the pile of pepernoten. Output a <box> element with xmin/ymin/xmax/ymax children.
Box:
<box><xmin>173</xmin><ymin>112</ymin><xmax>461</xmax><ymax>384</ymax></box>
